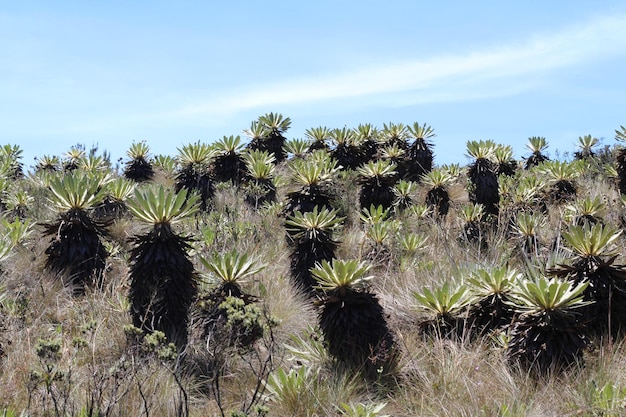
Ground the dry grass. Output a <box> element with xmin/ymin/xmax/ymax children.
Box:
<box><xmin>2</xmin><ymin>154</ymin><xmax>626</xmax><ymax>416</ymax></box>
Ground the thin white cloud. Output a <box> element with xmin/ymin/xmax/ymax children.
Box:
<box><xmin>172</xmin><ymin>13</ymin><xmax>626</xmax><ymax>120</ymax></box>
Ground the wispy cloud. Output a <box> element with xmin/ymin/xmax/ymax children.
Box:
<box><xmin>172</xmin><ymin>13</ymin><xmax>626</xmax><ymax>120</ymax></box>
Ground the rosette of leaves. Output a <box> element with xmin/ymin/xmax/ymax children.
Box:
<box><xmin>304</xmin><ymin>126</ymin><xmax>331</xmax><ymax>152</ymax></box>
<box><xmin>547</xmin><ymin>224</ymin><xmax>626</xmax><ymax>337</ymax></box>
<box><xmin>500</xmin><ymin>174</ymin><xmax>547</xmax><ymax>216</ymax></box>
<box><xmin>380</xmin><ymin>122</ymin><xmax>409</xmax><ymax>150</ymax></box>
<box><xmin>494</xmin><ymin>144</ymin><xmax>517</xmax><ymax>177</ymax></box>
<box><xmin>614</xmin><ymin>125</ymin><xmax>626</xmax><ymax>194</ymax></box>
<box><xmin>413</xmin><ymin>281</ymin><xmax>474</xmax><ymax>339</ymax></box>
<box><xmin>245</xmin><ymin>113</ymin><xmax>290</xmax><ymax>162</ymax></box>
<box><xmin>422</xmin><ymin>168</ymin><xmax>454</xmax><ymax>217</ymax></box>
<box><xmin>356</xmin><ymin>160</ymin><xmax>398</xmax><ymax>211</ymax></box>
<box><xmin>5</xmin><ymin>188</ymin><xmax>33</xmax><ymax>221</ymax></box>
<box><xmin>35</xmin><ymin>155</ymin><xmax>61</xmax><ymax>172</ymax></box>
<box><xmin>537</xmin><ymin>160</ymin><xmax>580</xmax><ymax>203</ymax></box>
<box><xmin>512</xmin><ymin>212</ymin><xmax>545</xmax><ymax>256</ymax></box>
<box><xmin>153</xmin><ymin>154</ymin><xmax>178</xmax><ymax>177</ymax></box>
<box><xmin>466</xmin><ymin>140</ymin><xmax>499</xmax><ymax>216</ymax></box>
<box><xmin>0</xmin><ymin>144</ymin><xmax>24</xmax><ymax>179</ymax></box>
<box><xmin>175</xmin><ymin>141</ymin><xmax>217</xmax><ymax>212</ymax></box>
<box><xmin>312</xmin><ymin>259</ymin><xmax>397</xmax><ymax>378</ymax></box>
<box><xmin>354</xmin><ymin>123</ymin><xmax>380</xmax><ymax>163</ymax></box>
<box><xmin>467</xmin><ymin>266</ymin><xmax>518</xmax><ymax>336</ymax></box>
<box><xmin>93</xmin><ymin>177</ymin><xmax>136</xmax><ymax>221</ymax></box>
<box><xmin>379</xmin><ymin>144</ymin><xmax>408</xmax><ymax>179</ymax></box>
<box><xmin>574</xmin><ymin>134</ymin><xmax>599</xmax><ymax>160</ymax></box>
<box><xmin>63</xmin><ymin>146</ymin><xmax>86</xmax><ymax>172</ymax></box>
<box><xmin>79</xmin><ymin>154</ymin><xmax>111</xmax><ymax>174</ymax></box>
<box><xmin>124</xmin><ymin>141</ymin><xmax>154</xmax><ymax>182</ymax></box>
<box><xmin>212</xmin><ymin>135</ymin><xmax>246</xmax><ymax>185</ymax></box>
<box><xmin>506</xmin><ymin>276</ymin><xmax>589</xmax><ymax>374</ymax></box>
<box><xmin>196</xmin><ymin>250</ymin><xmax>267</xmax><ymax>348</ymax></box>
<box><xmin>285</xmin><ymin>207</ymin><xmax>344</xmax><ymax>295</ymax></box>
<box><xmin>43</xmin><ymin>172</ymin><xmax>110</xmax><ymax>295</ymax></box>
<box><xmin>242</xmin><ymin>150</ymin><xmax>277</xmax><ymax>208</ymax></box>
<box><xmin>284</xmin><ymin>138</ymin><xmax>310</xmax><ymax>160</ymax></box>
<box><xmin>330</xmin><ymin>127</ymin><xmax>364</xmax><ymax>171</ymax></box>
<box><xmin>524</xmin><ymin>136</ymin><xmax>550</xmax><ymax>169</ymax></box>
<box><xmin>126</xmin><ymin>186</ymin><xmax>200</xmax><ymax>349</ymax></box>
<box><xmin>283</xmin><ymin>152</ymin><xmax>339</xmax><ymax>216</ymax></box>
<box><xmin>392</xmin><ymin>179</ymin><xmax>417</xmax><ymax>213</ymax></box>
<box><xmin>564</xmin><ymin>196</ymin><xmax>605</xmax><ymax>227</ymax></box>
<box><xmin>406</xmin><ymin>122</ymin><xmax>435</xmax><ymax>180</ymax></box>
<box><xmin>458</xmin><ymin>203</ymin><xmax>488</xmax><ymax>250</ymax></box>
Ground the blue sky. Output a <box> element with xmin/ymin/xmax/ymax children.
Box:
<box><xmin>2</xmin><ymin>1</ymin><xmax>626</xmax><ymax>170</ymax></box>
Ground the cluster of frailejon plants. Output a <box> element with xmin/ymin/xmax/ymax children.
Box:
<box><xmin>1</xmin><ymin>120</ymin><xmax>626</xmax><ymax>415</ymax></box>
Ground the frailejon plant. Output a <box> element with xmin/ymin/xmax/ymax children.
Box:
<box><xmin>494</xmin><ymin>144</ymin><xmax>518</xmax><ymax>177</ymax></box>
<box><xmin>356</xmin><ymin>160</ymin><xmax>398</xmax><ymax>211</ymax></box>
<box><xmin>564</xmin><ymin>195</ymin><xmax>606</xmax><ymax>227</ymax></box>
<box><xmin>380</xmin><ymin>122</ymin><xmax>409</xmax><ymax>150</ymax></box>
<box><xmin>391</xmin><ymin>179</ymin><xmax>417</xmax><ymax>213</ymax></box>
<box><xmin>283</xmin><ymin>152</ymin><xmax>339</xmax><ymax>216</ymax></box>
<box><xmin>35</xmin><ymin>155</ymin><xmax>61</xmax><ymax>172</ymax></box>
<box><xmin>285</xmin><ymin>207</ymin><xmax>344</xmax><ymax>295</ymax></box>
<box><xmin>422</xmin><ymin>168</ymin><xmax>454</xmax><ymax>217</ymax></box>
<box><xmin>284</xmin><ymin>138</ymin><xmax>310</xmax><ymax>160</ymax></box>
<box><xmin>93</xmin><ymin>177</ymin><xmax>136</xmax><ymax>221</ymax></box>
<box><xmin>126</xmin><ymin>186</ymin><xmax>200</xmax><ymax>349</ymax></box>
<box><xmin>330</xmin><ymin>127</ymin><xmax>364</xmax><ymax>171</ymax></box>
<box><xmin>124</xmin><ymin>141</ymin><xmax>154</xmax><ymax>183</ymax></box>
<box><xmin>43</xmin><ymin>172</ymin><xmax>110</xmax><ymax>295</ymax></box>
<box><xmin>256</xmin><ymin>112</ymin><xmax>291</xmax><ymax>162</ymax></box>
<box><xmin>196</xmin><ymin>249</ymin><xmax>268</xmax><ymax>348</ymax></box>
<box><xmin>63</xmin><ymin>146</ymin><xmax>86</xmax><ymax>172</ymax></box>
<box><xmin>467</xmin><ymin>266</ymin><xmax>518</xmax><ymax>336</ymax></box>
<box><xmin>413</xmin><ymin>281</ymin><xmax>475</xmax><ymax>339</ymax></box>
<box><xmin>242</xmin><ymin>150</ymin><xmax>277</xmax><ymax>209</ymax></box>
<box><xmin>379</xmin><ymin>144</ymin><xmax>407</xmax><ymax>179</ymax></box>
<box><xmin>512</xmin><ymin>212</ymin><xmax>545</xmax><ymax>256</ymax></box>
<box><xmin>312</xmin><ymin>259</ymin><xmax>397</xmax><ymax>379</ymax></box>
<box><xmin>305</xmin><ymin>126</ymin><xmax>331</xmax><ymax>152</ymax></box>
<box><xmin>537</xmin><ymin>160</ymin><xmax>580</xmax><ymax>203</ymax></box>
<box><xmin>547</xmin><ymin>223</ymin><xmax>626</xmax><ymax>337</ymax></box>
<box><xmin>524</xmin><ymin>136</ymin><xmax>550</xmax><ymax>169</ymax></box>
<box><xmin>212</xmin><ymin>135</ymin><xmax>247</xmax><ymax>185</ymax></box>
<box><xmin>506</xmin><ymin>276</ymin><xmax>589</xmax><ymax>374</ymax></box>
<box><xmin>406</xmin><ymin>121</ymin><xmax>436</xmax><ymax>181</ymax></box>
<box><xmin>354</xmin><ymin>123</ymin><xmax>380</xmax><ymax>164</ymax></box>
<box><xmin>574</xmin><ymin>134</ymin><xmax>600</xmax><ymax>160</ymax></box>
<box><xmin>466</xmin><ymin>139</ymin><xmax>499</xmax><ymax>216</ymax></box>
<box><xmin>458</xmin><ymin>203</ymin><xmax>488</xmax><ymax>250</ymax></box>
<box><xmin>0</xmin><ymin>144</ymin><xmax>24</xmax><ymax>179</ymax></box>
<box><xmin>175</xmin><ymin>141</ymin><xmax>216</xmax><ymax>212</ymax></box>
<box><xmin>614</xmin><ymin>125</ymin><xmax>626</xmax><ymax>194</ymax></box>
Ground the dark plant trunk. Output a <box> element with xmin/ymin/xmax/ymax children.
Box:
<box><xmin>332</xmin><ymin>144</ymin><xmax>363</xmax><ymax>171</ymax></box>
<box><xmin>524</xmin><ymin>152</ymin><xmax>549</xmax><ymax>169</ymax></box>
<box><xmin>359</xmin><ymin>178</ymin><xmax>397</xmax><ymax>212</ymax></box>
<box><xmin>175</xmin><ymin>165</ymin><xmax>215</xmax><ymax>212</ymax></box>
<box><xmin>319</xmin><ymin>290</ymin><xmax>397</xmax><ymax>379</ymax></box>
<box><xmin>288</xmin><ymin>235</ymin><xmax>338</xmax><ymax>296</ymax></box>
<box><xmin>407</xmin><ymin>139</ymin><xmax>433</xmax><ymax>181</ymax></box>
<box><xmin>43</xmin><ymin>209</ymin><xmax>109</xmax><ymax>295</ymax></box>
<box><xmin>468</xmin><ymin>159</ymin><xmax>499</xmax><ymax>216</ymax></box>
<box><xmin>128</xmin><ymin>224</ymin><xmax>197</xmax><ymax>349</ymax></box>
<box><xmin>124</xmin><ymin>157</ymin><xmax>154</xmax><ymax>182</ymax></box>
<box><xmin>425</xmin><ymin>186</ymin><xmax>450</xmax><ymax>217</ymax></box>
<box><xmin>283</xmin><ymin>185</ymin><xmax>336</xmax><ymax>217</ymax></box>
<box><xmin>212</xmin><ymin>153</ymin><xmax>246</xmax><ymax>185</ymax></box>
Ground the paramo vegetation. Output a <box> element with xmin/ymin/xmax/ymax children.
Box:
<box><xmin>2</xmin><ymin>118</ymin><xmax>626</xmax><ymax>415</ymax></box>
